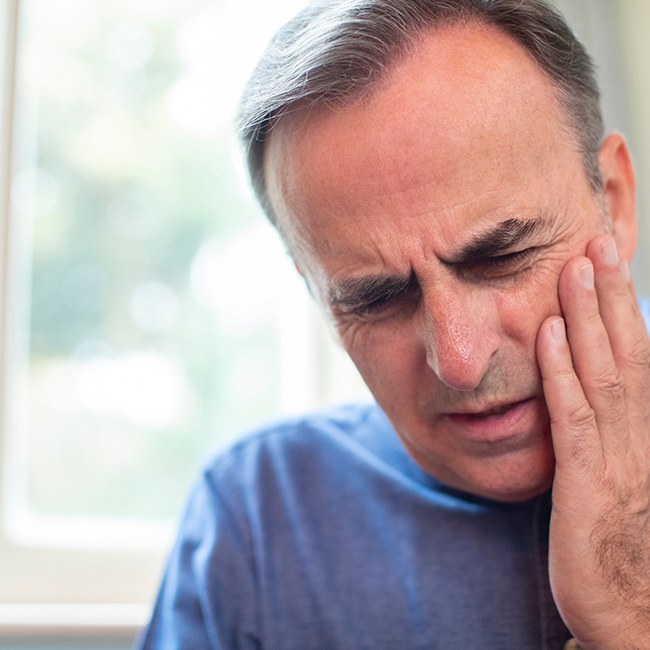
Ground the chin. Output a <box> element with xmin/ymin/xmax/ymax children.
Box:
<box><xmin>422</xmin><ymin>443</ymin><xmax>557</xmax><ymax>503</ymax></box>
<box><xmin>463</xmin><ymin>456</ymin><xmax>556</xmax><ymax>503</ymax></box>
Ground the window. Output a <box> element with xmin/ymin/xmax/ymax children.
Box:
<box><xmin>0</xmin><ymin>0</ymin><xmax>367</xmax><ymax>632</ymax></box>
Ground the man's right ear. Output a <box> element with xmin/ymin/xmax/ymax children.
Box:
<box><xmin>598</xmin><ymin>132</ymin><xmax>637</xmax><ymax>262</ymax></box>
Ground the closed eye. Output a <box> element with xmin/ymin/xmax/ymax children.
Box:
<box><xmin>329</xmin><ymin>274</ymin><xmax>419</xmax><ymax>318</ymax></box>
<box><xmin>352</xmin><ymin>292</ymin><xmax>402</xmax><ymax>315</ymax></box>
<box><xmin>351</xmin><ymin>283</ymin><xmax>419</xmax><ymax>317</ymax></box>
<box><xmin>485</xmin><ymin>248</ymin><xmax>536</xmax><ymax>267</ymax></box>
<box><xmin>459</xmin><ymin>247</ymin><xmax>539</xmax><ymax>280</ymax></box>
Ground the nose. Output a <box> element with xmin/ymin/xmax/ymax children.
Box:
<box><xmin>421</xmin><ymin>288</ymin><xmax>500</xmax><ymax>391</ymax></box>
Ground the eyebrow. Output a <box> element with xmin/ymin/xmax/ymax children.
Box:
<box><xmin>327</xmin><ymin>216</ymin><xmax>550</xmax><ymax>307</ymax></box>
<box><xmin>440</xmin><ymin>217</ymin><xmax>548</xmax><ymax>266</ymax></box>
<box><xmin>328</xmin><ymin>273</ymin><xmax>414</xmax><ymax>308</ymax></box>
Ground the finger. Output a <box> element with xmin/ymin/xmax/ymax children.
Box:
<box><xmin>587</xmin><ymin>236</ymin><xmax>650</xmax><ymax>413</ymax></box>
<box><xmin>557</xmin><ymin>255</ymin><xmax>629</xmax><ymax>454</ymax></box>
<box><xmin>536</xmin><ymin>315</ymin><xmax>601</xmax><ymax>472</ymax></box>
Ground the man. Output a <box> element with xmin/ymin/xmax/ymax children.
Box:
<box><xmin>139</xmin><ymin>0</ymin><xmax>650</xmax><ymax>647</ymax></box>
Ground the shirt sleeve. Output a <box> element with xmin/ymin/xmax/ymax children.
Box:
<box><xmin>135</xmin><ymin>467</ymin><xmax>261</xmax><ymax>650</ymax></box>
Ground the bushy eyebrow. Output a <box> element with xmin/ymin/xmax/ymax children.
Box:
<box><xmin>440</xmin><ymin>217</ymin><xmax>548</xmax><ymax>266</ymax></box>
<box><xmin>327</xmin><ymin>216</ymin><xmax>551</xmax><ymax>307</ymax></box>
<box><xmin>328</xmin><ymin>273</ymin><xmax>414</xmax><ymax>308</ymax></box>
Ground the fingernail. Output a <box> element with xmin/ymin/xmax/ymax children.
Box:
<box><xmin>578</xmin><ymin>262</ymin><xmax>594</xmax><ymax>290</ymax></box>
<box><xmin>601</xmin><ymin>238</ymin><xmax>619</xmax><ymax>267</ymax></box>
<box><xmin>550</xmin><ymin>318</ymin><xmax>566</xmax><ymax>345</ymax></box>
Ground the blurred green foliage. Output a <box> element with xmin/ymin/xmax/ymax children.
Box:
<box><xmin>16</xmin><ymin>0</ymin><xmax>286</xmax><ymax>521</ymax></box>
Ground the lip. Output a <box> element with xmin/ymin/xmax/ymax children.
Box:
<box><xmin>444</xmin><ymin>397</ymin><xmax>538</xmax><ymax>444</ymax></box>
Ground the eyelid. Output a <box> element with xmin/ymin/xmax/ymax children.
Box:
<box><xmin>349</xmin><ymin>291</ymin><xmax>402</xmax><ymax>315</ymax></box>
<box><xmin>330</xmin><ymin>274</ymin><xmax>415</xmax><ymax>312</ymax></box>
<box><xmin>348</xmin><ymin>282</ymin><xmax>418</xmax><ymax>316</ymax></box>
<box><xmin>486</xmin><ymin>247</ymin><xmax>536</xmax><ymax>264</ymax></box>
<box><xmin>455</xmin><ymin>246</ymin><xmax>539</xmax><ymax>280</ymax></box>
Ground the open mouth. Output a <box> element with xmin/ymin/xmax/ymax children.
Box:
<box><xmin>451</xmin><ymin>398</ymin><xmax>530</xmax><ymax>420</ymax></box>
<box><xmin>467</xmin><ymin>402</ymin><xmax>519</xmax><ymax>418</ymax></box>
<box><xmin>443</xmin><ymin>398</ymin><xmax>542</xmax><ymax>445</ymax></box>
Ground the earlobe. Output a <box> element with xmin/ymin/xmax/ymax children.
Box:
<box><xmin>598</xmin><ymin>133</ymin><xmax>638</xmax><ymax>261</ymax></box>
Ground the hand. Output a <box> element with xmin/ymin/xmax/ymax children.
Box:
<box><xmin>536</xmin><ymin>235</ymin><xmax>650</xmax><ymax>649</ymax></box>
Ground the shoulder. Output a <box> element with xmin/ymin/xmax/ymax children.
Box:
<box><xmin>212</xmin><ymin>401</ymin><xmax>380</xmax><ymax>459</ymax></box>
<box><xmin>170</xmin><ymin>402</ymin><xmax>402</xmax><ymax>556</ymax></box>
<box><xmin>198</xmin><ymin>402</ymin><xmax>388</xmax><ymax>498</ymax></box>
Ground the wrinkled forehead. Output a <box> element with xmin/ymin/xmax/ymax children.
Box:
<box><xmin>263</xmin><ymin>22</ymin><xmax>577</xmax><ymax>254</ymax></box>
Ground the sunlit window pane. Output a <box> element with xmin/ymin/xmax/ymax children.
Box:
<box><xmin>5</xmin><ymin>0</ymin><xmax>339</xmax><ymax>544</ymax></box>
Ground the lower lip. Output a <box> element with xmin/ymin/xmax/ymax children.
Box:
<box><xmin>445</xmin><ymin>398</ymin><xmax>538</xmax><ymax>444</ymax></box>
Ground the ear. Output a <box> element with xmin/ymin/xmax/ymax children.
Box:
<box><xmin>598</xmin><ymin>133</ymin><xmax>637</xmax><ymax>261</ymax></box>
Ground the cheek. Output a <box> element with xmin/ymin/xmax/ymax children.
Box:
<box><xmin>341</xmin><ymin>321</ymin><xmax>424</xmax><ymax>392</ymax></box>
<box><xmin>498</xmin><ymin>266</ymin><xmax>563</xmax><ymax>346</ymax></box>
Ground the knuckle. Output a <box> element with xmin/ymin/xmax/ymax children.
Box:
<box><xmin>595</xmin><ymin>372</ymin><xmax>626</xmax><ymax>402</ymax></box>
<box><xmin>626</xmin><ymin>340</ymin><xmax>650</xmax><ymax>375</ymax></box>
<box><xmin>560</xmin><ymin>399</ymin><xmax>597</xmax><ymax>435</ymax></box>
<box><xmin>548</xmin><ymin>401</ymin><xmax>595</xmax><ymax>467</ymax></box>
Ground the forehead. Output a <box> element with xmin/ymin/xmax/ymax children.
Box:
<box><xmin>264</xmin><ymin>22</ymin><xmax>584</xmax><ymax>263</ymax></box>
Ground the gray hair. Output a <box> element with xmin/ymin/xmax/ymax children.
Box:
<box><xmin>237</xmin><ymin>0</ymin><xmax>604</xmax><ymax>227</ymax></box>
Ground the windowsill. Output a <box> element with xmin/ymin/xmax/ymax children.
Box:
<box><xmin>0</xmin><ymin>602</ymin><xmax>149</xmax><ymax>638</ymax></box>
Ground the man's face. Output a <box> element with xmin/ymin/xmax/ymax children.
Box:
<box><xmin>264</xmin><ymin>23</ymin><xmax>615</xmax><ymax>501</ymax></box>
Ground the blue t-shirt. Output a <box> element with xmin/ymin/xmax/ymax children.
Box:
<box><xmin>139</xmin><ymin>405</ymin><xmax>570</xmax><ymax>649</ymax></box>
<box><xmin>138</xmin><ymin>298</ymin><xmax>650</xmax><ymax>649</ymax></box>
